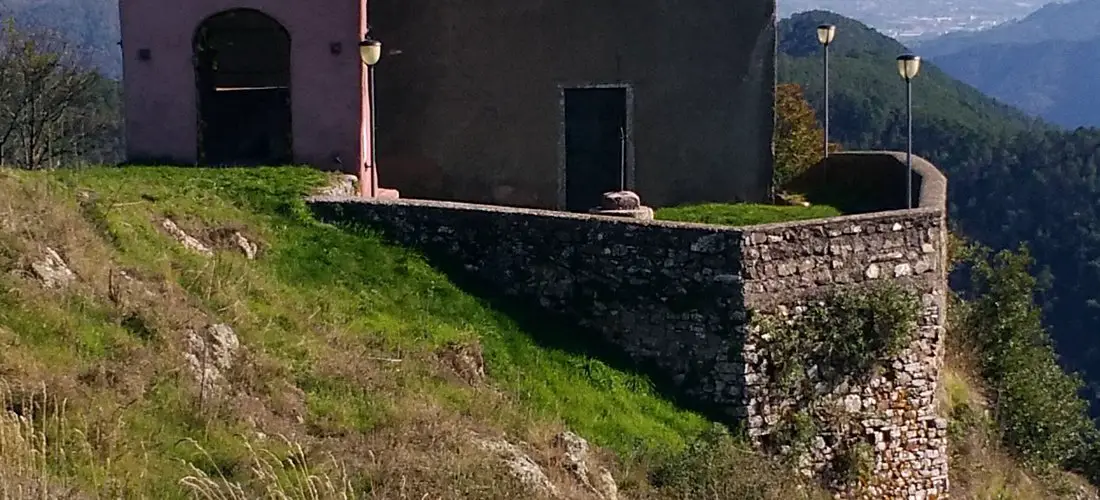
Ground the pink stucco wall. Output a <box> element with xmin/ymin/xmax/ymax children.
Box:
<box><xmin>119</xmin><ymin>0</ymin><xmax>370</xmax><ymax>176</ymax></box>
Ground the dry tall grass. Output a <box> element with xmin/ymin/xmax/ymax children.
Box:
<box><xmin>0</xmin><ymin>384</ymin><xmax>83</xmax><ymax>500</ymax></box>
<box><xmin>179</xmin><ymin>436</ymin><xmax>355</xmax><ymax>500</ymax></box>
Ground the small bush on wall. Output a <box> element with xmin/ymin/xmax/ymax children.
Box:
<box><xmin>754</xmin><ymin>282</ymin><xmax>921</xmax><ymax>402</ymax></box>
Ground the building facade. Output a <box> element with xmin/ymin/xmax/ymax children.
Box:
<box><xmin>372</xmin><ymin>0</ymin><xmax>777</xmax><ymax>209</ymax></box>
<box><xmin>118</xmin><ymin>0</ymin><xmax>371</xmax><ymax>176</ymax></box>
<box><xmin>119</xmin><ymin>0</ymin><xmax>776</xmax><ymax>210</ymax></box>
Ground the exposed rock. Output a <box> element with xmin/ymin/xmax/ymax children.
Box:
<box><xmin>315</xmin><ymin>174</ymin><xmax>359</xmax><ymax>197</ymax></box>
<box><xmin>470</xmin><ymin>432</ymin><xmax>559</xmax><ymax>498</ymax></box>
<box><xmin>231</xmin><ymin>231</ymin><xmax>259</xmax><ymax>260</ymax></box>
<box><xmin>30</xmin><ymin>247</ymin><xmax>75</xmax><ymax>289</ymax></box>
<box><xmin>183</xmin><ymin>323</ymin><xmax>240</xmax><ymax>396</ymax></box>
<box><xmin>557</xmin><ymin>431</ymin><xmax>593</xmax><ymax>489</ymax></box>
<box><xmin>439</xmin><ymin>341</ymin><xmax>486</xmax><ymax>386</ymax></box>
<box><xmin>554</xmin><ymin>431</ymin><xmax>621</xmax><ymax>499</ymax></box>
<box><xmin>594</xmin><ymin>468</ymin><xmax>619</xmax><ymax>500</ymax></box>
<box><xmin>161</xmin><ymin>219</ymin><xmax>213</xmax><ymax>257</ymax></box>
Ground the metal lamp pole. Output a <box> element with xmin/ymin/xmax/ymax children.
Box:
<box><xmin>817</xmin><ymin>25</ymin><xmax>836</xmax><ymax>162</ymax></box>
<box><xmin>897</xmin><ymin>54</ymin><xmax>921</xmax><ymax>209</ymax></box>
<box><xmin>359</xmin><ymin>32</ymin><xmax>383</xmax><ymax>198</ymax></box>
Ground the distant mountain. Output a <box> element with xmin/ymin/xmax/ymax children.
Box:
<box><xmin>916</xmin><ymin>0</ymin><xmax>1100</xmax><ymax>58</ymax></box>
<box><xmin>909</xmin><ymin>0</ymin><xmax>1100</xmax><ymax>128</ymax></box>
<box><xmin>933</xmin><ymin>37</ymin><xmax>1100</xmax><ymax>128</ymax></box>
<box><xmin>0</xmin><ymin>0</ymin><xmax>122</xmax><ymax>78</ymax></box>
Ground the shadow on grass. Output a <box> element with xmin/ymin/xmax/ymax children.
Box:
<box><xmin>318</xmin><ymin>217</ymin><xmax>737</xmax><ymax>432</ymax></box>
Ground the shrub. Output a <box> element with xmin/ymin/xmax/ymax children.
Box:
<box><xmin>755</xmin><ymin>282</ymin><xmax>921</xmax><ymax>401</ymax></box>
<box><xmin>953</xmin><ymin>243</ymin><xmax>1095</xmax><ymax>470</ymax></box>
<box><xmin>650</xmin><ymin>424</ymin><xmax>826</xmax><ymax>500</ymax></box>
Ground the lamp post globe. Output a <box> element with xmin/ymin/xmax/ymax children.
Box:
<box><xmin>359</xmin><ymin>38</ymin><xmax>382</xmax><ymax>66</ymax></box>
<box><xmin>897</xmin><ymin>54</ymin><xmax>921</xmax><ymax>81</ymax></box>
<box><xmin>817</xmin><ymin>24</ymin><xmax>836</xmax><ymax>46</ymax></box>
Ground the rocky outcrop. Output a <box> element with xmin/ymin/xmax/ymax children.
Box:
<box><xmin>160</xmin><ymin>219</ymin><xmax>213</xmax><ymax>257</ymax></box>
<box><xmin>470</xmin><ymin>432</ymin><xmax>560</xmax><ymax>497</ymax></box>
<box><xmin>183</xmin><ymin>323</ymin><xmax>240</xmax><ymax>397</ymax></box>
<box><xmin>230</xmin><ymin>231</ymin><xmax>258</xmax><ymax>260</ymax></box>
<box><xmin>30</xmin><ymin>247</ymin><xmax>76</xmax><ymax>289</ymax></box>
<box><xmin>556</xmin><ymin>431</ymin><xmax>619</xmax><ymax>500</ymax></box>
<box><xmin>469</xmin><ymin>430</ymin><xmax>621</xmax><ymax>499</ymax></box>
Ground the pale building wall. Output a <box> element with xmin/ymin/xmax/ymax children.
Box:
<box><xmin>118</xmin><ymin>0</ymin><xmax>371</xmax><ymax>174</ymax></box>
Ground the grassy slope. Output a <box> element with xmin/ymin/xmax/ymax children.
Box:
<box><xmin>0</xmin><ymin>166</ymin><xmax>720</xmax><ymax>498</ymax></box>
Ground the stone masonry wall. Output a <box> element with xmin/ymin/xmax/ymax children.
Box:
<box><xmin>739</xmin><ymin>209</ymin><xmax>949</xmax><ymax>499</ymax></box>
<box><xmin>307</xmin><ymin>153</ymin><xmax>950</xmax><ymax>499</ymax></box>
<box><xmin>308</xmin><ymin>198</ymin><xmax>754</xmax><ymax>417</ymax></box>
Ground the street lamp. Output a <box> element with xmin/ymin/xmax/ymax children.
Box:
<box><xmin>817</xmin><ymin>24</ymin><xmax>836</xmax><ymax>163</ymax></box>
<box><xmin>897</xmin><ymin>54</ymin><xmax>921</xmax><ymax>209</ymax></box>
<box><xmin>359</xmin><ymin>32</ymin><xmax>382</xmax><ymax>197</ymax></box>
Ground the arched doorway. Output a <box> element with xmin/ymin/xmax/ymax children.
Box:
<box><xmin>194</xmin><ymin>9</ymin><xmax>292</xmax><ymax>166</ymax></box>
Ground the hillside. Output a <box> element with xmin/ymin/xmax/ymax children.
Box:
<box><xmin>916</xmin><ymin>0</ymin><xmax>1100</xmax><ymax>58</ymax></box>
<box><xmin>778</xmin><ymin>11</ymin><xmax>1045</xmax><ymax>149</ymax></box>
<box><xmin>0</xmin><ymin>166</ymin><xmax>849</xmax><ymax>499</ymax></box>
<box><xmin>931</xmin><ymin>35</ymin><xmax>1100</xmax><ymax>128</ymax></box>
<box><xmin>1</xmin><ymin>167</ymin><xmax>1098</xmax><ymax>499</ymax></box>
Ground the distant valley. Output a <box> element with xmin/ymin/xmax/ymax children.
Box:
<box><xmin>914</xmin><ymin>0</ymin><xmax>1100</xmax><ymax>128</ymax></box>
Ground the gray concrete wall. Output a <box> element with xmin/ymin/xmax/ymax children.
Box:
<box><xmin>370</xmin><ymin>0</ymin><xmax>776</xmax><ymax>209</ymax></box>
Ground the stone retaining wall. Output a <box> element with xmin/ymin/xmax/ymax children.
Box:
<box><xmin>307</xmin><ymin>198</ymin><xmax>753</xmax><ymax>415</ymax></box>
<box><xmin>739</xmin><ymin>209</ymin><xmax>948</xmax><ymax>499</ymax></box>
<box><xmin>307</xmin><ymin>151</ymin><xmax>950</xmax><ymax>499</ymax></box>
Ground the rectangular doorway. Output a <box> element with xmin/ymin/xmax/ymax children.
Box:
<box><xmin>560</xmin><ymin>86</ymin><xmax>632</xmax><ymax>212</ymax></box>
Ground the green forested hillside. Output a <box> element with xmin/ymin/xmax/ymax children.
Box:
<box><xmin>0</xmin><ymin>0</ymin><xmax>121</xmax><ymax>78</ymax></box>
<box><xmin>780</xmin><ymin>11</ymin><xmax>1100</xmax><ymax>417</ymax></box>
<box><xmin>933</xmin><ymin>34</ymin><xmax>1100</xmax><ymax>129</ymax></box>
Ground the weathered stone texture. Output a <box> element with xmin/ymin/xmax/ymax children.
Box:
<box><xmin>741</xmin><ymin>209</ymin><xmax>949</xmax><ymax>499</ymax></box>
<box><xmin>307</xmin><ymin>196</ymin><xmax>949</xmax><ymax>499</ymax></box>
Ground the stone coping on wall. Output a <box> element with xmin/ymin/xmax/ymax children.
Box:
<box><xmin>309</xmin><ymin>150</ymin><xmax>946</xmax><ymax>233</ymax></box>
<box><xmin>788</xmin><ymin>151</ymin><xmax>947</xmax><ymax>214</ymax></box>
<box><xmin>305</xmin><ymin>197</ymin><xmax>943</xmax><ymax>237</ymax></box>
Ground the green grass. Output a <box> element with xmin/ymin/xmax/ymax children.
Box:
<box><xmin>0</xmin><ymin>166</ymin><xmax>712</xmax><ymax>497</ymax></box>
<box><xmin>655</xmin><ymin>203</ymin><xmax>841</xmax><ymax>227</ymax></box>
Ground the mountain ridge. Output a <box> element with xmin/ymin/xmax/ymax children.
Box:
<box><xmin>917</xmin><ymin>0</ymin><xmax>1100</xmax><ymax>57</ymax></box>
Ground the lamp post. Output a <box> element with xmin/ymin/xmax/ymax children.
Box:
<box><xmin>359</xmin><ymin>32</ymin><xmax>382</xmax><ymax>198</ymax></box>
<box><xmin>817</xmin><ymin>24</ymin><xmax>836</xmax><ymax>163</ymax></box>
<box><xmin>897</xmin><ymin>54</ymin><xmax>921</xmax><ymax>209</ymax></box>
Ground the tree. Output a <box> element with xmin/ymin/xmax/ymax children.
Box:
<box><xmin>0</xmin><ymin>20</ymin><xmax>120</xmax><ymax>169</ymax></box>
<box><xmin>773</xmin><ymin>83</ymin><xmax>837</xmax><ymax>192</ymax></box>
<box><xmin>954</xmin><ymin>241</ymin><xmax>1095</xmax><ymax>470</ymax></box>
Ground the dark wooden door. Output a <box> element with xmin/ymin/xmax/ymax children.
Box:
<box><xmin>194</xmin><ymin>9</ymin><xmax>292</xmax><ymax>166</ymax></box>
<box><xmin>564</xmin><ymin>88</ymin><xmax>627</xmax><ymax>212</ymax></box>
